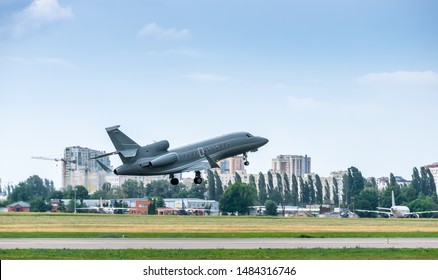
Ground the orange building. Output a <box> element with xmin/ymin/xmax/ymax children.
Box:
<box><xmin>129</xmin><ymin>200</ymin><xmax>152</xmax><ymax>215</ymax></box>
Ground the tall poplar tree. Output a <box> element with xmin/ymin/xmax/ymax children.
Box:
<box><xmin>257</xmin><ymin>172</ymin><xmax>268</xmax><ymax>204</ymax></box>
<box><xmin>291</xmin><ymin>174</ymin><xmax>299</xmax><ymax>206</ymax></box>
<box><xmin>315</xmin><ymin>174</ymin><xmax>323</xmax><ymax>204</ymax></box>
<box><xmin>207</xmin><ymin>170</ymin><xmax>215</xmax><ymax>200</ymax></box>
<box><xmin>214</xmin><ymin>171</ymin><xmax>223</xmax><ymax>201</ymax></box>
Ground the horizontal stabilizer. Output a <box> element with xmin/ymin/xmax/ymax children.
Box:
<box><xmin>90</xmin><ymin>151</ymin><xmax>119</xmax><ymax>160</ymax></box>
<box><xmin>96</xmin><ymin>159</ymin><xmax>113</xmax><ymax>173</ymax></box>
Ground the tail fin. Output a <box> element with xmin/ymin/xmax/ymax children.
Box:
<box><xmin>391</xmin><ymin>190</ymin><xmax>396</xmax><ymax>207</ymax></box>
<box><xmin>105</xmin><ymin>125</ymin><xmax>140</xmax><ymax>163</ymax></box>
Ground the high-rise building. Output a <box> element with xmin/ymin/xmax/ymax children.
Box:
<box><xmin>218</xmin><ymin>156</ymin><xmax>245</xmax><ymax>174</ymax></box>
<box><xmin>63</xmin><ymin>146</ymin><xmax>111</xmax><ymax>192</ymax></box>
<box><xmin>271</xmin><ymin>154</ymin><xmax>311</xmax><ymax>179</ymax></box>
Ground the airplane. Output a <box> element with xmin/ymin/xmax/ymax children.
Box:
<box><xmin>76</xmin><ymin>198</ymin><xmax>129</xmax><ymax>214</ymax></box>
<box><xmin>92</xmin><ymin>125</ymin><xmax>269</xmax><ymax>185</ymax></box>
<box><xmin>356</xmin><ymin>191</ymin><xmax>438</xmax><ymax>218</ymax></box>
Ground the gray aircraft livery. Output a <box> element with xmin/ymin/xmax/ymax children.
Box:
<box><xmin>93</xmin><ymin>125</ymin><xmax>269</xmax><ymax>185</ymax></box>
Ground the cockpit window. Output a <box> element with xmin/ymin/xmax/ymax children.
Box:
<box><xmin>246</xmin><ymin>133</ymin><xmax>253</xmax><ymax>138</ymax></box>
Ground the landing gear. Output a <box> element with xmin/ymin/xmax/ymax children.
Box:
<box><xmin>194</xmin><ymin>177</ymin><xmax>203</xmax><ymax>184</ymax></box>
<box><xmin>193</xmin><ymin>171</ymin><xmax>203</xmax><ymax>185</ymax></box>
<box><xmin>243</xmin><ymin>152</ymin><xmax>250</xmax><ymax>166</ymax></box>
<box><xmin>170</xmin><ymin>174</ymin><xmax>179</xmax><ymax>185</ymax></box>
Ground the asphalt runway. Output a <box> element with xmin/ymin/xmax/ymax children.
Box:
<box><xmin>1</xmin><ymin>238</ymin><xmax>438</xmax><ymax>249</ymax></box>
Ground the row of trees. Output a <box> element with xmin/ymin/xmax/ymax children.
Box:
<box><xmin>2</xmin><ymin>165</ymin><xmax>437</xmax><ymax>215</ymax></box>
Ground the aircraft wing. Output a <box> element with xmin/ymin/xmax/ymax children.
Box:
<box><xmin>412</xmin><ymin>210</ymin><xmax>438</xmax><ymax>215</ymax></box>
<box><xmin>355</xmin><ymin>209</ymin><xmax>393</xmax><ymax>217</ymax></box>
<box><xmin>175</xmin><ymin>154</ymin><xmax>220</xmax><ymax>173</ymax></box>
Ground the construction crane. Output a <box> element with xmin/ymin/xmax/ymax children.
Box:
<box><xmin>32</xmin><ymin>156</ymin><xmax>77</xmax><ymax>188</ymax></box>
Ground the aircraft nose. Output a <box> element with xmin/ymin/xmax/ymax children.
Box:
<box><xmin>258</xmin><ymin>137</ymin><xmax>269</xmax><ymax>146</ymax></box>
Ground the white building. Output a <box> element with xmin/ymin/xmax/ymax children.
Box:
<box><xmin>63</xmin><ymin>146</ymin><xmax>111</xmax><ymax>192</ymax></box>
<box><xmin>271</xmin><ymin>154</ymin><xmax>311</xmax><ymax>181</ymax></box>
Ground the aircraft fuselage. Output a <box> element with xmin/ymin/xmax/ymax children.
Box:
<box><xmin>113</xmin><ymin>132</ymin><xmax>268</xmax><ymax>176</ymax></box>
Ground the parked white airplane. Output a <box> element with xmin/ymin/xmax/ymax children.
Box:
<box><xmin>356</xmin><ymin>191</ymin><xmax>438</xmax><ymax>218</ymax></box>
<box><xmin>76</xmin><ymin>198</ymin><xmax>129</xmax><ymax>214</ymax></box>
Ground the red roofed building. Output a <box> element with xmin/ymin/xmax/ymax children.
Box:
<box><xmin>7</xmin><ymin>201</ymin><xmax>30</xmax><ymax>212</ymax></box>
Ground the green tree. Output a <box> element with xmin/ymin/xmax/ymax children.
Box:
<box><xmin>355</xmin><ymin>188</ymin><xmax>379</xmax><ymax>218</ymax></box>
<box><xmin>8</xmin><ymin>175</ymin><xmax>54</xmax><ymax>203</ymax></box>
<box><xmin>307</xmin><ymin>175</ymin><xmax>315</xmax><ymax>205</ymax></box>
<box><xmin>411</xmin><ymin>167</ymin><xmax>421</xmax><ymax>194</ymax></box>
<box><xmin>332</xmin><ymin>177</ymin><xmax>339</xmax><ymax>206</ymax></box>
<box><xmin>187</xmin><ymin>183</ymin><xmax>207</xmax><ymax>199</ymax></box>
<box><xmin>264</xmin><ymin>200</ymin><xmax>278</xmax><ymax>216</ymax></box>
<box><xmin>267</xmin><ymin>171</ymin><xmax>275</xmax><ymax>201</ymax></box>
<box><xmin>121</xmin><ymin>179</ymin><xmax>145</xmax><ymax>198</ymax></box>
<box><xmin>426</xmin><ymin>168</ymin><xmax>437</xmax><ymax>196</ymax></box>
<box><xmin>315</xmin><ymin>174</ymin><xmax>323</xmax><ymax>204</ymax></box>
<box><xmin>380</xmin><ymin>185</ymin><xmax>401</xmax><ymax>208</ymax></box>
<box><xmin>344</xmin><ymin>166</ymin><xmax>365</xmax><ymax>207</ymax></box>
<box><xmin>234</xmin><ymin>172</ymin><xmax>242</xmax><ymax>184</ymax></box>
<box><xmin>30</xmin><ymin>197</ymin><xmax>50</xmax><ymax>212</ymax></box>
<box><xmin>257</xmin><ymin>172</ymin><xmax>267</xmax><ymax>204</ymax></box>
<box><xmin>154</xmin><ymin>196</ymin><xmax>165</xmax><ymax>208</ymax></box>
<box><xmin>408</xmin><ymin>194</ymin><xmax>438</xmax><ymax>218</ymax></box>
<box><xmin>283</xmin><ymin>173</ymin><xmax>292</xmax><ymax>206</ymax></box>
<box><xmin>291</xmin><ymin>174</ymin><xmax>299</xmax><ymax>206</ymax></box>
<box><xmin>389</xmin><ymin>173</ymin><xmax>398</xmax><ymax>187</ymax></box>
<box><xmin>146</xmin><ymin>180</ymin><xmax>181</xmax><ymax>198</ymax></box>
<box><xmin>74</xmin><ymin>185</ymin><xmax>89</xmax><ymax>204</ymax></box>
<box><xmin>148</xmin><ymin>199</ymin><xmax>157</xmax><ymax>214</ymax></box>
<box><xmin>298</xmin><ymin>176</ymin><xmax>307</xmax><ymax>205</ymax></box>
<box><xmin>214</xmin><ymin>171</ymin><xmax>223</xmax><ymax>201</ymax></box>
<box><xmin>207</xmin><ymin>170</ymin><xmax>216</xmax><ymax>200</ymax></box>
<box><xmin>323</xmin><ymin>179</ymin><xmax>330</xmax><ymax>204</ymax></box>
<box><xmin>219</xmin><ymin>182</ymin><xmax>257</xmax><ymax>215</ymax></box>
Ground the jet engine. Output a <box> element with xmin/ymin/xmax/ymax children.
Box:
<box><xmin>146</xmin><ymin>140</ymin><xmax>170</xmax><ymax>152</ymax></box>
<box><xmin>148</xmin><ymin>152</ymin><xmax>178</xmax><ymax>167</ymax></box>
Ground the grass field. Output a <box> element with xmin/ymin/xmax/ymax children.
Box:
<box><xmin>1</xmin><ymin>213</ymin><xmax>438</xmax><ymax>236</ymax></box>
<box><xmin>1</xmin><ymin>213</ymin><xmax>438</xmax><ymax>259</ymax></box>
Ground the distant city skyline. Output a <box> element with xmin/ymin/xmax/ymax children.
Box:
<box><xmin>1</xmin><ymin>0</ymin><xmax>437</xmax><ymax>188</ymax></box>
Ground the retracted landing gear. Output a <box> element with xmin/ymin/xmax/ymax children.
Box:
<box><xmin>170</xmin><ymin>174</ymin><xmax>179</xmax><ymax>185</ymax></box>
<box><xmin>243</xmin><ymin>152</ymin><xmax>250</xmax><ymax>166</ymax></box>
<box><xmin>193</xmin><ymin>171</ymin><xmax>203</xmax><ymax>184</ymax></box>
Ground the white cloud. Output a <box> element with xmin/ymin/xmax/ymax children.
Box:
<box><xmin>357</xmin><ymin>71</ymin><xmax>438</xmax><ymax>86</ymax></box>
<box><xmin>13</xmin><ymin>0</ymin><xmax>73</xmax><ymax>36</ymax></box>
<box><xmin>288</xmin><ymin>96</ymin><xmax>322</xmax><ymax>110</ymax></box>
<box><xmin>138</xmin><ymin>22</ymin><xmax>190</xmax><ymax>40</ymax></box>
<box><xmin>185</xmin><ymin>72</ymin><xmax>231</xmax><ymax>82</ymax></box>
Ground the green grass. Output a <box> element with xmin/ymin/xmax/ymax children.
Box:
<box><xmin>1</xmin><ymin>248</ymin><xmax>438</xmax><ymax>260</ymax></box>
<box><xmin>2</xmin><ymin>213</ymin><xmax>438</xmax><ymax>260</ymax></box>
<box><xmin>1</xmin><ymin>231</ymin><xmax>438</xmax><ymax>238</ymax></box>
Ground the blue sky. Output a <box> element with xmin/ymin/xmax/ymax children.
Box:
<box><xmin>1</xmin><ymin>0</ymin><xmax>437</xmax><ymax>188</ymax></box>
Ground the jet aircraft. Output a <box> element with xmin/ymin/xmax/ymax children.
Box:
<box><xmin>93</xmin><ymin>125</ymin><xmax>269</xmax><ymax>185</ymax></box>
<box><xmin>76</xmin><ymin>198</ymin><xmax>129</xmax><ymax>214</ymax></box>
<box><xmin>356</xmin><ymin>191</ymin><xmax>438</xmax><ymax>218</ymax></box>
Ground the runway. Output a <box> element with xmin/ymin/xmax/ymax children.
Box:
<box><xmin>1</xmin><ymin>238</ymin><xmax>438</xmax><ymax>249</ymax></box>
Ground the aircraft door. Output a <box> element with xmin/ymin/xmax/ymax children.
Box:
<box><xmin>198</xmin><ymin>147</ymin><xmax>205</xmax><ymax>157</ymax></box>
